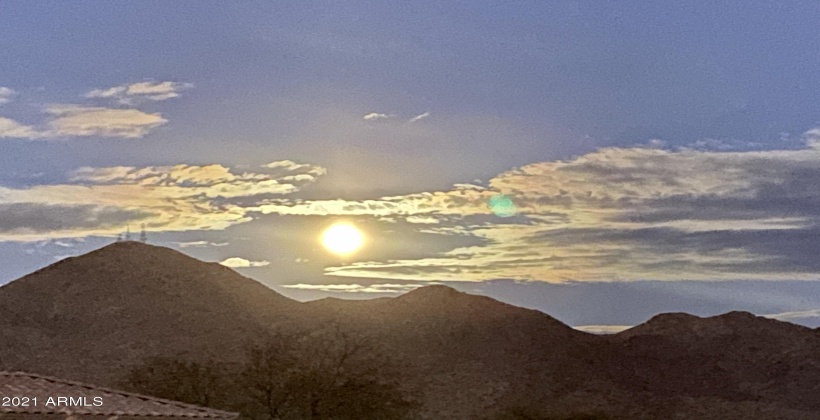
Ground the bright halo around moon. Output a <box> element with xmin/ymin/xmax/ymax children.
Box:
<box><xmin>321</xmin><ymin>222</ymin><xmax>365</xmax><ymax>256</ymax></box>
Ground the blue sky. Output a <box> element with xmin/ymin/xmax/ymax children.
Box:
<box><xmin>2</xmin><ymin>2</ymin><xmax>820</xmax><ymax>328</ymax></box>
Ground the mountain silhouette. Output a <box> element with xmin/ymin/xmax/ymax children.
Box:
<box><xmin>0</xmin><ymin>242</ymin><xmax>297</xmax><ymax>383</ymax></box>
<box><xmin>609</xmin><ymin>310</ymin><xmax>820</xmax><ymax>416</ymax></box>
<box><xmin>1</xmin><ymin>242</ymin><xmax>819</xmax><ymax>419</ymax></box>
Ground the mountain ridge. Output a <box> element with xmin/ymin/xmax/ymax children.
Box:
<box><xmin>1</xmin><ymin>242</ymin><xmax>818</xmax><ymax>419</ymax></box>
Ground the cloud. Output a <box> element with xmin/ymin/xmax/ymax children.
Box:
<box><xmin>0</xmin><ymin>117</ymin><xmax>43</xmax><ymax>139</ymax></box>
<box><xmin>573</xmin><ymin>325</ymin><xmax>633</xmax><ymax>334</ymax></box>
<box><xmin>44</xmin><ymin>105</ymin><xmax>168</xmax><ymax>138</ymax></box>
<box><xmin>282</xmin><ymin>283</ymin><xmax>423</xmax><ymax>294</ymax></box>
<box><xmin>408</xmin><ymin>111</ymin><xmax>430</xmax><ymax>123</ymax></box>
<box><xmin>262</xmin><ymin>160</ymin><xmax>328</xmax><ymax>179</ymax></box>
<box><xmin>176</xmin><ymin>241</ymin><xmax>229</xmax><ymax>248</ymax></box>
<box><xmin>405</xmin><ymin>215</ymin><xmax>439</xmax><ymax>224</ymax></box>
<box><xmin>0</xmin><ymin>203</ymin><xmax>151</xmax><ymax>235</ymax></box>
<box><xmin>1</xmin><ymin>105</ymin><xmax>168</xmax><ymax>140</ymax></box>
<box><xmin>0</xmin><ymin>161</ymin><xmax>326</xmax><ymax>241</ymax></box>
<box><xmin>0</xmin><ymin>87</ymin><xmax>17</xmax><ymax>105</ymax></box>
<box><xmin>219</xmin><ymin>257</ymin><xmax>271</xmax><ymax>268</ymax></box>
<box><xmin>686</xmin><ymin>138</ymin><xmax>763</xmax><ymax>151</ymax></box>
<box><xmin>10</xmin><ymin>123</ymin><xmax>820</xmax><ymax>283</ymax></box>
<box><xmin>263</xmin><ymin>160</ymin><xmax>309</xmax><ymax>170</ymax></box>
<box><xmin>1</xmin><ymin>83</ymin><xmax>183</xmax><ymax>140</ymax></box>
<box><xmin>85</xmin><ymin>81</ymin><xmax>193</xmax><ymax>104</ymax></box>
<box><xmin>362</xmin><ymin>112</ymin><xmax>392</xmax><ymax>121</ymax></box>
<box><xmin>362</xmin><ymin>111</ymin><xmax>430</xmax><ymax>123</ymax></box>
<box><xmin>252</xmin><ymin>129</ymin><xmax>820</xmax><ymax>282</ymax></box>
<box><xmin>764</xmin><ymin>309</ymin><xmax>820</xmax><ymax>321</ymax></box>
<box><xmin>69</xmin><ymin>162</ymin><xmax>323</xmax><ymax>197</ymax></box>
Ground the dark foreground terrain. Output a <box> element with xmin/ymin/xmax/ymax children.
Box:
<box><xmin>1</xmin><ymin>242</ymin><xmax>818</xmax><ymax>419</ymax></box>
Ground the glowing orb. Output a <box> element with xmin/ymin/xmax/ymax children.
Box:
<box><xmin>489</xmin><ymin>194</ymin><xmax>517</xmax><ymax>217</ymax></box>
<box><xmin>321</xmin><ymin>222</ymin><xmax>365</xmax><ymax>255</ymax></box>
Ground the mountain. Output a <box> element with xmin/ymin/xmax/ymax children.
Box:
<box><xmin>0</xmin><ymin>241</ymin><xmax>298</xmax><ymax>383</ymax></box>
<box><xmin>1</xmin><ymin>242</ymin><xmax>819</xmax><ymax>419</ymax></box>
<box><xmin>607</xmin><ymin>311</ymin><xmax>820</xmax><ymax>416</ymax></box>
<box><xmin>308</xmin><ymin>284</ymin><xmax>614</xmax><ymax>417</ymax></box>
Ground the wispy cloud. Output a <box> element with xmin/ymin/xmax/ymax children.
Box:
<box><xmin>686</xmin><ymin>138</ymin><xmax>763</xmax><ymax>151</ymax></box>
<box><xmin>408</xmin><ymin>111</ymin><xmax>430</xmax><ymax>123</ymax></box>
<box><xmin>763</xmin><ymin>309</ymin><xmax>820</xmax><ymax>321</ymax></box>
<box><xmin>1</xmin><ymin>105</ymin><xmax>168</xmax><ymax>140</ymax></box>
<box><xmin>262</xmin><ymin>160</ymin><xmax>328</xmax><ymax>180</ymax></box>
<box><xmin>176</xmin><ymin>241</ymin><xmax>229</xmax><ymax>248</ymax></box>
<box><xmin>85</xmin><ymin>81</ymin><xmax>193</xmax><ymax>105</ymax></box>
<box><xmin>0</xmin><ymin>87</ymin><xmax>17</xmax><ymax>105</ymax></box>
<box><xmin>1</xmin><ymin>82</ymin><xmax>187</xmax><ymax>140</ymax></box>
<box><xmin>0</xmin><ymin>203</ymin><xmax>149</xmax><ymax>236</ymax></box>
<box><xmin>0</xmin><ymin>117</ymin><xmax>43</xmax><ymax>139</ymax></box>
<box><xmin>44</xmin><ymin>105</ymin><xmax>167</xmax><ymax>138</ymax></box>
<box><xmin>362</xmin><ymin>112</ymin><xmax>392</xmax><ymax>121</ymax></box>
<box><xmin>253</xmin><ymin>129</ymin><xmax>820</xmax><ymax>282</ymax></box>
<box><xmin>405</xmin><ymin>215</ymin><xmax>439</xmax><ymax>224</ymax></box>
<box><xmin>573</xmin><ymin>325</ymin><xmax>633</xmax><ymax>334</ymax></box>
<box><xmin>220</xmin><ymin>257</ymin><xmax>270</xmax><ymax>268</ymax></box>
<box><xmin>363</xmin><ymin>111</ymin><xmax>430</xmax><ymax>123</ymax></box>
<box><xmin>0</xmin><ymin>161</ymin><xmax>326</xmax><ymax>241</ymax></box>
<box><xmin>283</xmin><ymin>283</ymin><xmax>423</xmax><ymax>294</ymax></box>
<box><xmin>10</xmin><ymin>123</ymin><xmax>820</xmax><ymax>283</ymax></box>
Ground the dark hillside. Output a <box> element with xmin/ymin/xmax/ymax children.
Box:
<box><xmin>0</xmin><ymin>241</ymin><xmax>298</xmax><ymax>383</ymax></box>
<box><xmin>1</xmin><ymin>243</ymin><xmax>819</xmax><ymax>419</ymax></box>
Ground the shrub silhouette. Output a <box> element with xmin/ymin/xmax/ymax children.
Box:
<box><xmin>124</xmin><ymin>325</ymin><xmax>417</xmax><ymax>419</ymax></box>
<box><xmin>123</xmin><ymin>356</ymin><xmax>232</xmax><ymax>408</ymax></box>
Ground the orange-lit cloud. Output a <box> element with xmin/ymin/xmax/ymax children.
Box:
<box><xmin>0</xmin><ymin>161</ymin><xmax>326</xmax><ymax>241</ymax></box>
<box><xmin>0</xmin><ymin>82</ymin><xmax>191</xmax><ymax>140</ymax></box>
<box><xmin>254</xmin><ymin>130</ymin><xmax>820</xmax><ymax>282</ymax></box>
<box><xmin>7</xmin><ymin>132</ymin><xmax>820</xmax><ymax>282</ymax></box>
<box><xmin>44</xmin><ymin>105</ymin><xmax>167</xmax><ymax>138</ymax></box>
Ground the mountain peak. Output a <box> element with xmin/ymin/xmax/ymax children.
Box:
<box><xmin>88</xmin><ymin>240</ymin><xmax>185</xmax><ymax>258</ymax></box>
<box><xmin>637</xmin><ymin>311</ymin><xmax>764</xmax><ymax>330</ymax></box>
<box><xmin>395</xmin><ymin>285</ymin><xmax>500</xmax><ymax>308</ymax></box>
<box><xmin>400</xmin><ymin>285</ymin><xmax>462</xmax><ymax>299</ymax></box>
<box><xmin>618</xmin><ymin>309</ymin><xmax>811</xmax><ymax>340</ymax></box>
<box><xmin>711</xmin><ymin>310</ymin><xmax>757</xmax><ymax>321</ymax></box>
<box><xmin>103</xmin><ymin>240</ymin><xmax>153</xmax><ymax>248</ymax></box>
<box><xmin>647</xmin><ymin>312</ymin><xmax>700</xmax><ymax>324</ymax></box>
<box><xmin>391</xmin><ymin>284</ymin><xmax>572</xmax><ymax>327</ymax></box>
<box><xmin>3</xmin><ymin>245</ymin><xmax>820</xmax><ymax>418</ymax></box>
<box><xmin>0</xmin><ymin>241</ymin><xmax>298</xmax><ymax>382</ymax></box>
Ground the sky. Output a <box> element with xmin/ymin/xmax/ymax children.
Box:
<box><xmin>2</xmin><ymin>2</ymin><xmax>820</xmax><ymax>329</ymax></box>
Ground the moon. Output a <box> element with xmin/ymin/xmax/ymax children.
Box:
<box><xmin>321</xmin><ymin>222</ymin><xmax>365</xmax><ymax>256</ymax></box>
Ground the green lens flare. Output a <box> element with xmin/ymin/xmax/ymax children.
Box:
<box><xmin>489</xmin><ymin>194</ymin><xmax>517</xmax><ymax>218</ymax></box>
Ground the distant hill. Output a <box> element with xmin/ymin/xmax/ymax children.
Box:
<box><xmin>609</xmin><ymin>311</ymin><xmax>820</xmax><ymax>416</ymax></box>
<box><xmin>1</xmin><ymin>242</ymin><xmax>819</xmax><ymax>419</ymax></box>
